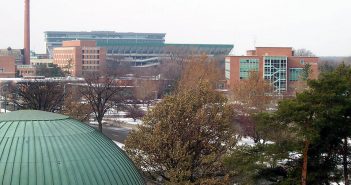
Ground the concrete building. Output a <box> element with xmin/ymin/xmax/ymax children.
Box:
<box><xmin>0</xmin><ymin>56</ymin><xmax>16</xmax><ymax>78</ymax></box>
<box><xmin>17</xmin><ymin>64</ymin><xmax>37</xmax><ymax>77</ymax></box>
<box><xmin>53</xmin><ymin>40</ymin><xmax>106</xmax><ymax>77</ymax></box>
<box><xmin>30</xmin><ymin>58</ymin><xmax>53</xmax><ymax>67</ymax></box>
<box><xmin>45</xmin><ymin>31</ymin><xmax>233</xmax><ymax>67</ymax></box>
<box><xmin>225</xmin><ymin>47</ymin><xmax>319</xmax><ymax>95</ymax></box>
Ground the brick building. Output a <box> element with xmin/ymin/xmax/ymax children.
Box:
<box><xmin>0</xmin><ymin>56</ymin><xmax>16</xmax><ymax>78</ymax></box>
<box><xmin>0</xmin><ymin>48</ymin><xmax>24</xmax><ymax>64</ymax></box>
<box><xmin>53</xmin><ymin>40</ymin><xmax>106</xmax><ymax>77</ymax></box>
<box><xmin>225</xmin><ymin>47</ymin><xmax>319</xmax><ymax>95</ymax></box>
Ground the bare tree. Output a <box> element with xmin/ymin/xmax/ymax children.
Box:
<box><xmin>127</xmin><ymin>104</ymin><xmax>145</xmax><ymax>122</ymax></box>
<box><xmin>79</xmin><ymin>73</ymin><xmax>126</xmax><ymax>132</ymax></box>
<box><xmin>293</xmin><ymin>48</ymin><xmax>316</xmax><ymax>57</ymax></box>
<box><xmin>230</xmin><ymin>71</ymin><xmax>273</xmax><ymax>113</ymax></box>
<box><xmin>61</xmin><ymin>85</ymin><xmax>92</xmax><ymax>122</ymax></box>
<box><xmin>230</xmin><ymin>71</ymin><xmax>275</xmax><ymax>141</ymax></box>
<box><xmin>10</xmin><ymin>80</ymin><xmax>67</xmax><ymax>112</ymax></box>
<box><xmin>134</xmin><ymin>79</ymin><xmax>159</xmax><ymax>107</ymax></box>
<box><xmin>177</xmin><ymin>55</ymin><xmax>223</xmax><ymax>91</ymax></box>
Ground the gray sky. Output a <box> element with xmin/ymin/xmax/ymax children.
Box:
<box><xmin>1</xmin><ymin>0</ymin><xmax>350</xmax><ymax>56</ymax></box>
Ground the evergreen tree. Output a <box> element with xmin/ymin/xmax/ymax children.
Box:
<box><xmin>277</xmin><ymin>63</ymin><xmax>351</xmax><ymax>184</ymax></box>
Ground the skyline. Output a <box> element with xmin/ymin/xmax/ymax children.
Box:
<box><xmin>0</xmin><ymin>0</ymin><xmax>350</xmax><ymax>56</ymax></box>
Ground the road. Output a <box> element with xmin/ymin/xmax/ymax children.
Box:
<box><xmin>90</xmin><ymin>125</ymin><xmax>132</xmax><ymax>143</ymax></box>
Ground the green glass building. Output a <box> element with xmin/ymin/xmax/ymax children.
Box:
<box><xmin>0</xmin><ymin>110</ymin><xmax>144</xmax><ymax>185</ymax></box>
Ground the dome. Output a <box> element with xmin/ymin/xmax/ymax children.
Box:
<box><xmin>0</xmin><ymin>110</ymin><xmax>144</xmax><ymax>185</ymax></box>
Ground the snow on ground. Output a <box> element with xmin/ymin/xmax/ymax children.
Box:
<box><xmin>0</xmin><ymin>109</ymin><xmax>11</xmax><ymax>113</ymax></box>
<box><xmin>237</xmin><ymin>137</ymin><xmax>256</xmax><ymax>146</ymax></box>
<box><xmin>113</xmin><ymin>140</ymin><xmax>125</xmax><ymax>150</ymax></box>
<box><xmin>115</xmin><ymin>118</ymin><xmax>143</xmax><ymax>125</ymax></box>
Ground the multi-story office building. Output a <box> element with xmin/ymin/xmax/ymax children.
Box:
<box><xmin>45</xmin><ymin>31</ymin><xmax>233</xmax><ymax>67</ymax></box>
<box><xmin>225</xmin><ymin>47</ymin><xmax>319</xmax><ymax>95</ymax></box>
<box><xmin>53</xmin><ymin>40</ymin><xmax>106</xmax><ymax>77</ymax></box>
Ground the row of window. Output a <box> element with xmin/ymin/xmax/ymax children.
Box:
<box><xmin>239</xmin><ymin>59</ymin><xmax>259</xmax><ymax>79</ymax></box>
<box><xmin>82</xmin><ymin>66</ymin><xmax>99</xmax><ymax>70</ymax></box>
<box><xmin>82</xmin><ymin>55</ymin><xmax>100</xmax><ymax>59</ymax></box>
<box><xmin>82</xmin><ymin>50</ymin><xmax>100</xmax><ymax>54</ymax></box>
<box><xmin>82</xmin><ymin>60</ymin><xmax>100</xmax><ymax>64</ymax></box>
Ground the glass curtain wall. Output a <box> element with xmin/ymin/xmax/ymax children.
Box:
<box><xmin>263</xmin><ymin>56</ymin><xmax>287</xmax><ymax>94</ymax></box>
<box><xmin>239</xmin><ymin>58</ymin><xmax>259</xmax><ymax>79</ymax></box>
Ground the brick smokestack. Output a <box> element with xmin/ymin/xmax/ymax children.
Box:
<box><xmin>24</xmin><ymin>0</ymin><xmax>30</xmax><ymax>64</ymax></box>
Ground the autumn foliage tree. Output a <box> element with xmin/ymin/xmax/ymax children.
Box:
<box><xmin>125</xmin><ymin>82</ymin><xmax>236</xmax><ymax>184</ymax></box>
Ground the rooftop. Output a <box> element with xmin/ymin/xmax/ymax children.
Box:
<box><xmin>0</xmin><ymin>110</ymin><xmax>144</xmax><ymax>185</ymax></box>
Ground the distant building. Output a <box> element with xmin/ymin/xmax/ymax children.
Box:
<box><xmin>0</xmin><ymin>48</ymin><xmax>24</xmax><ymax>64</ymax></box>
<box><xmin>53</xmin><ymin>40</ymin><xmax>106</xmax><ymax>77</ymax></box>
<box><xmin>45</xmin><ymin>31</ymin><xmax>233</xmax><ymax>67</ymax></box>
<box><xmin>45</xmin><ymin>31</ymin><xmax>165</xmax><ymax>56</ymax></box>
<box><xmin>0</xmin><ymin>56</ymin><xmax>16</xmax><ymax>78</ymax></box>
<box><xmin>17</xmin><ymin>64</ymin><xmax>37</xmax><ymax>77</ymax></box>
<box><xmin>225</xmin><ymin>47</ymin><xmax>319</xmax><ymax>95</ymax></box>
<box><xmin>30</xmin><ymin>58</ymin><xmax>53</xmax><ymax>67</ymax></box>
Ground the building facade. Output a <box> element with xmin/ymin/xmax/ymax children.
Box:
<box><xmin>45</xmin><ymin>31</ymin><xmax>165</xmax><ymax>56</ymax></box>
<box><xmin>0</xmin><ymin>56</ymin><xmax>16</xmax><ymax>78</ymax></box>
<box><xmin>45</xmin><ymin>31</ymin><xmax>233</xmax><ymax>67</ymax></box>
<box><xmin>0</xmin><ymin>48</ymin><xmax>24</xmax><ymax>64</ymax></box>
<box><xmin>16</xmin><ymin>65</ymin><xmax>37</xmax><ymax>77</ymax></box>
<box><xmin>225</xmin><ymin>47</ymin><xmax>319</xmax><ymax>95</ymax></box>
<box><xmin>53</xmin><ymin>40</ymin><xmax>106</xmax><ymax>77</ymax></box>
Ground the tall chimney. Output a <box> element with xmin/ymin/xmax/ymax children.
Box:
<box><xmin>24</xmin><ymin>0</ymin><xmax>30</xmax><ymax>64</ymax></box>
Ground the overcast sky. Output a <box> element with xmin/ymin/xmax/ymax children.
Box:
<box><xmin>1</xmin><ymin>0</ymin><xmax>350</xmax><ymax>56</ymax></box>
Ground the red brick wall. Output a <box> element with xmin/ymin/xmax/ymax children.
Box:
<box><xmin>256</xmin><ymin>47</ymin><xmax>293</xmax><ymax>57</ymax></box>
<box><xmin>62</xmin><ymin>40</ymin><xmax>97</xmax><ymax>47</ymax></box>
<box><xmin>226</xmin><ymin>50</ymin><xmax>319</xmax><ymax>95</ymax></box>
<box><xmin>0</xmin><ymin>56</ymin><xmax>16</xmax><ymax>78</ymax></box>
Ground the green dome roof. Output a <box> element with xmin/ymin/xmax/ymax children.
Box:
<box><xmin>0</xmin><ymin>110</ymin><xmax>144</xmax><ymax>185</ymax></box>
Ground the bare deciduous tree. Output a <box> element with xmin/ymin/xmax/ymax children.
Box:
<box><xmin>134</xmin><ymin>79</ymin><xmax>159</xmax><ymax>106</ymax></box>
<box><xmin>293</xmin><ymin>48</ymin><xmax>316</xmax><ymax>57</ymax></box>
<box><xmin>61</xmin><ymin>85</ymin><xmax>92</xmax><ymax>122</ymax></box>
<box><xmin>79</xmin><ymin>73</ymin><xmax>125</xmax><ymax>132</ymax></box>
<box><xmin>10</xmin><ymin>80</ymin><xmax>67</xmax><ymax>112</ymax></box>
<box><xmin>177</xmin><ymin>55</ymin><xmax>223</xmax><ymax>91</ymax></box>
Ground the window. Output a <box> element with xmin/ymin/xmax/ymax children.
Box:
<box><xmin>289</xmin><ymin>68</ymin><xmax>303</xmax><ymax>81</ymax></box>
<box><xmin>300</xmin><ymin>59</ymin><xmax>305</xmax><ymax>65</ymax></box>
<box><xmin>239</xmin><ymin>58</ymin><xmax>259</xmax><ymax>79</ymax></box>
